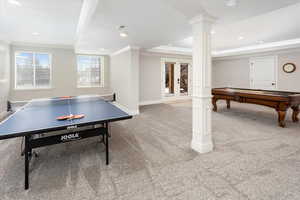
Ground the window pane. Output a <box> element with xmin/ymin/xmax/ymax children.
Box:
<box><xmin>35</xmin><ymin>53</ymin><xmax>50</xmax><ymax>88</ymax></box>
<box><xmin>77</xmin><ymin>55</ymin><xmax>101</xmax><ymax>87</ymax></box>
<box><xmin>16</xmin><ymin>52</ymin><xmax>34</xmax><ymax>89</ymax></box>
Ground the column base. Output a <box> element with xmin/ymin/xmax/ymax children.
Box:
<box><xmin>191</xmin><ymin>139</ymin><xmax>213</xmax><ymax>154</ymax></box>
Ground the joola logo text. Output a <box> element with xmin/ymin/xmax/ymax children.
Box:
<box><xmin>61</xmin><ymin>133</ymin><xmax>80</xmax><ymax>141</ymax></box>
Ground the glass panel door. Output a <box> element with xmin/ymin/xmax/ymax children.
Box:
<box><xmin>180</xmin><ymin>64</ymin><xmax>188</xmax><ymax>95</ymax></box>
<box><xmin>165</xmin><ymin>63</ymin><xmax>175</xmax><ymax>96</ymax></box>
<box><xmin>163</xmin><ymin>61</ymin><xmax>190</xmax><ymax>98</ymax></box>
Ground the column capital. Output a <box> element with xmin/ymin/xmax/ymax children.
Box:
<box><xmin>189</xmin><ymin>14</ymin><xmax>216</xmax><ymax>25</ymax></box>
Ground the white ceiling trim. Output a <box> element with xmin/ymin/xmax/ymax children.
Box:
<box><xmin>110</xmin><ymin>45</ymin><xmax>140</xmax><ymax>57</ymax></box>
<box><xmin>147</xmin><ymin>46</ymin><xmax>192</xmax><ymax>56</ymax></box>
<box><xmin>189</xmin><ymin>14</ymin><xmax>217</xmax><ymax>25</ymax></box>
<box><xmin>75</xmin><ymin>48</ymin><xmax>112</xmax><ymax>55</ymax></box>
<box><xmin>213</xmin><ymin>38</ymin><xmax>300</xmax><ymax>57</ymax></box>
<box><xmin>10</xmin><ymin>41</ymin><xmax>74</xmax><ymax>49</ymax></box>
<box><xmin>148</xmin><ymin>38</ymin><xmax>300</xmax><ymax>58</ymax></box>
<box><xmin>76</xmin><ymin>0</ymin><xmax>99</xmax><ymax>41</ymax></box>
<box><xmin>213</xmin><ymin>47</ymin><xmax>300</xmax><ymax>61</ymax></box>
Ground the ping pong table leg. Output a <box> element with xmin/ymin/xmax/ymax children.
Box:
<box><xmin>105</xmin><ymin>122</ymin><xmax>109</xmax><ymax>165</ymax></box>
<box><xmin>24</xmin><ymin>135</ymin><xmax>30</xmax><ymax>190</ymax></box>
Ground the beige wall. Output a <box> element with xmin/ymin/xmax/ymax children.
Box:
<box><xmin>9</xmin><ymin>45</ymin><xmax>111</xmax><ymax>101</ymax></box>
<box><xmin>278</xmin><ymin>50</ymin><xmax>300</xmax><ymax>92</ymax></box>
<box><xmin>0</xmin><ymin>42</ymin><xmax>10</xmax><ymax>117</ymax></box>
<box><xmin>212</xmin><ymin>48</ymin><xmax>300</xmax><ymax>92</ymax></box>
<box><xmin>110</xmin><ymin>48</ymin><xmax>139</xmax><ymax>114</ymax></box>
<box><xmin>139</xmin><ymin>54</ymin><xmax>162</xmax><ymax>103</ymax></box>
<box><xmin>212</xmin><ymin>58</ymin><xmax>250</xmax><ymax>88</ymax></box>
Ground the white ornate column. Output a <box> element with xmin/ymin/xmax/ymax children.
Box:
<box><xmin>190</xmin><ymin>14</ymin><xmax>215</xmax><ymax>153</ymax></box>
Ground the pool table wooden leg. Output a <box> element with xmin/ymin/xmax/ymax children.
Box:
<box><xmin>226</xmin><ymin>100</ymin><xmax>231</xmax><ymax>109</ymax></box>
<box><xmin>277</xmin><ymin>110</ymin><xmax>287</xmax><ymax>128</ymax></box>
<box><xmin>292</xmin><ymin>106</ymin><xmax>299</xmax><ymax>122</ymax></box>
<box><xmin>212</xmin><ymin>97</ymin><xmax>218</xmax><ymax>112</ymax></box>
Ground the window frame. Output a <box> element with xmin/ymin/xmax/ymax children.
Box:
<box><xmin>14</xmin><ymin>51</ymin><xmax>52</xmax><ymax>90</ymax></box>
<box><xmin>76</xmin><ymin>54</ymin><xmax>105</xmax><ymax>88</ymax></box>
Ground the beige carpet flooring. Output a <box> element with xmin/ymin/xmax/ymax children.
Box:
<box><xmin>1</xmin><ymin>101</ymin><xmax>300</xmax><ymax>200</ymax></box>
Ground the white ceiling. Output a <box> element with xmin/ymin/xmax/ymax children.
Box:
<box><xmin>1</xmin><ymin>0</ymin><xmax>300</xmax><ymax>54</ymax></box>
<box><xmin>76</xmin><ymin>0</ymin><xmax>191</xmax><ymax>52</ymax></box>
<box><xmin>0</xmin><ymin>0</ymin><xmax>82</xmax><ymax>45</ymax></box>
<box><xmin>173</xmin><ymin>2</ymin><xmax>300</xmax><ymax>51</ymax></box>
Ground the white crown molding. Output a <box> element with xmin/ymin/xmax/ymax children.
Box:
<box><xmin>146</xmin><ymin>46</ymin><xmax>192</xmax><ymax>56</ymax></box>
<box><xmin>10</xmin><ymin>41</ymin><xmax>74</xmax><ymax>50</ymax></box>
<box><xmin>110</xmin><ymin>45</ymin><xmax>140</xmax><ymax>57</ymax></box>
<box><xmin>75</xmin><ymin>48</ymin><xmax>112</xmax><ymax>55</ymax></box>
<box><xmin>140</xmin><ymin>51</ymin><xmax>192</xmax><ymax>59</ymax></box>
<box><xmin>213</xmin><ymin>47</ymin><xmax>300</xmax><ymax>61</ymax></box>
<box><xmin>146</xmin><ymin>38</ymin><xmax>300</xmax><ymax>59</ymax></box>
<box><xmin>110</xmin><ymin>46</ymin><xmax>131</xmax><ymax>57</ymax></box>
<box><xmin>189</xmin><ymin>14</ymin><xmax>217</xmax><ymax>25</ymax></box>
<box><xmin>213</xmin><ymin>38</ymin><xmax>300</xmax><ymax>58</ymax></box>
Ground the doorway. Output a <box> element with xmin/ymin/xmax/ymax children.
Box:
<box><xmin>250</xmin><ymin>56</ymin><xmax>278</xmax><ymax>90</ymax></box>
<box><xmin>162</xmin><ymin>58</ymin><xmax>192</xmax><ymax>100</ymax></box>
<box><xmin>165</xmin><ymin>62</ymin><xmax>175</xmax><ymax>96</ymax></box>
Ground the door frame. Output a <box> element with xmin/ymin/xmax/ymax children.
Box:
<box><xmin>161</xmin><ymin>57</ymin><xmax>192</xmax><ymax>101</ymax></box>
<box><xmin>249</xmin><ymin>55</ymin><xmax>278</xmax><ymax>90</ymax></box>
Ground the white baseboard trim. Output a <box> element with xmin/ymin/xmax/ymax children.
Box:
<box><xmin>139</xmin><ymin>96</ymin><xmax>192</xmax><ymax>106</ymax></box>
<box><xmin>191</xmin><ymin>139</ymin><xmax>213</xmax><ymax>154</ymax></box>
<box><xmin>112</xmin><ymin>102</ymin><xmax>139</xmax><ymax>116</ymax></box>
<box><xmin>139</xmin><ymin>100</ymin><xmax>162</xmax><ymax>106</ymax></box>
<box><xmin>163</xmin><ymin>96</ymin><xmax>192</xmax><ymax>102</ymax></box>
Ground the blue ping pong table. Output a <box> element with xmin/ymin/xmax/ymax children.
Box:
<box><xmin>0</xmin><ymin>95</ymin><xmax>132</xmax><ymax>190</ymax></box>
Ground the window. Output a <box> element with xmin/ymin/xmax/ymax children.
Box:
<box><xmin>15</xmin><ymin>52</ymin><xmax>51</xmax><ymax>89</ymax></box>
<box><xmin>77</xmin><ymin>55</ymin><xmax>104</xmax><ymax>87</ymax></box>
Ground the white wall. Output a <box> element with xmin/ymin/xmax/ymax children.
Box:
<box><xmin>212</xmin><ymin>48</ymin><xmax>300</xmax><ymax>92</ymax></box>
<box><xmin>139</xmin><ymin>52</ymin><xmax>192</xmax><ymax>104</ymax></box>
<box><xmin>110</xmin><ymin>47</ymin><xmax>139</xmax><ymax>114</ymax></box>
<box><xmin>9</xmin><ymin>45</ymin><xmax>111</xmax><ymax>101</ymax></box>
<box><xmin>212</xmin><ymin>58</ymin><xmax>250</xmax><ymax>88</ymax></box>
<box><xmin>139</xmin><ymin>54</ymin><xmax>162</xmax><ymax>103</ymax></box>
<box><xmin>278</xmin><ymin>50</ymin><xmax>300</xmax><ymax>92</ymax></box>
<box><xmin>0</xmin><ymin>41</ymin><xmax>10</xmax><ymax>118</ymax></box>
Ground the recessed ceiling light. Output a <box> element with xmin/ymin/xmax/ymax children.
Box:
<box><xmin>238</xmin><ymin>36</ymin><xmax>244</xmax><ymax>40</ymax></box>
<box><xmin>98</xmin><ymin>48</ymin><xmax>106</xmax><ymax>51</ymax></box>
<box><xmin>32</xmin><ymin>32</ymin><xmax>40</xmax><ymax>36</ymax></box>
<box><xmin>120</xmin><ymin>32</ymin><xmax>128</xmax><ymax>38</ymax></box>
<box><xmin>118</xmin><ymin>25</ymin><xmax>128</xmax><ymax>38</ymax></box>
<box><xmin>211</xmin><ymin>30</ymin><xmax>216</xmax><ymax>35</ymax></box>
<box><xmin>8</xmin><ymin>0</ymin><xmax>22</xmax><ymax>6</ymax></box>
<box><xmin>226</xmin><ymin>0</ymin><xmax>237</xmax><ymax>7</ymax></box>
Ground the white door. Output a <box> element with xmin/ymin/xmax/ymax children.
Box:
<box><xmin>250</xmin><ymin>56</ymin><xmax>277</xmax><ymax>90</ymax></box>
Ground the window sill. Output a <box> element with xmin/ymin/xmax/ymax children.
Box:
<box><xmin>14</xmin><ymin>87</ymin><xmax>53</xmax><ymax>91</ymax></box>
<box><xmin>77</xmin><ymin>85</ymin><xmax>104</xmax><ymax>89</ymax></box>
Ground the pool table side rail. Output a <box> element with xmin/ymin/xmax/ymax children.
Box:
<box><xmin>212</xmin><ymin>88</ymin><xmax>300</xmax><ymax>103</ymax></box>
<box><xmin>213</xmin><ymin>87</ymin><xmax>300</xmax><ymax>95</ymax></box>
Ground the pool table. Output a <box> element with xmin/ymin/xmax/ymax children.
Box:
<box><xmin>212</xmin><ymin>87</ymin><xmax>300</xmax><ymax>127</ymax></box>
